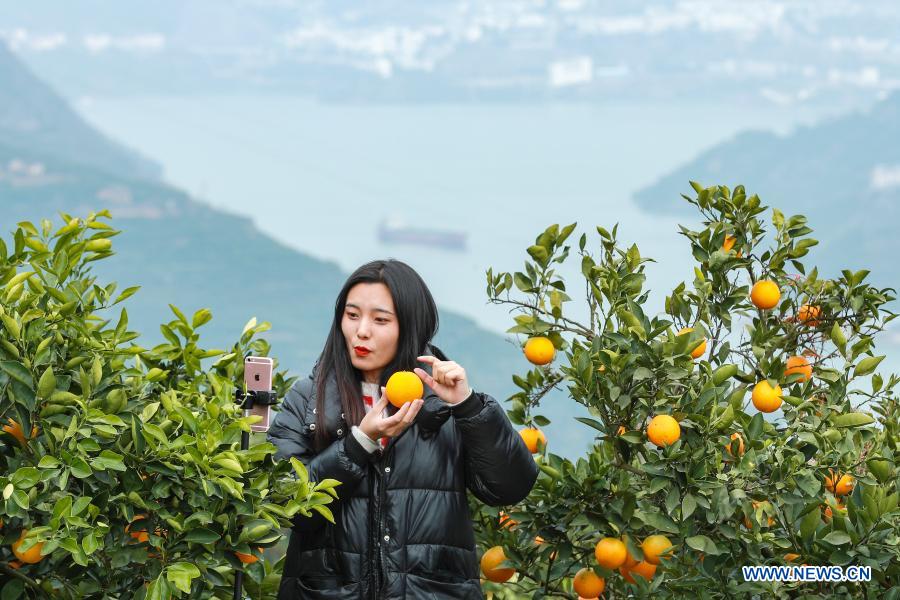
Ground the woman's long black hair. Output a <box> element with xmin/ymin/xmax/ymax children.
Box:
<box><xmin>313</xmin><ymin>259</ymin><xmax>439</xmax><ymax>451</ymax></box>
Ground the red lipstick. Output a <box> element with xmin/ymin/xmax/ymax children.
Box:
<box><xmin>354</xmin><ymin>346</ymin><xmax>371</xmax><ymax>357</ymax></box>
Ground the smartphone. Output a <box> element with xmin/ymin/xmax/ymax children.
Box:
<box><xmin>244</xmin><ymin>356</ymin><xmax>274</xmax><ymax>433</ymax></box>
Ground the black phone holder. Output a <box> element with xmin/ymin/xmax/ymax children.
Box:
<box><xmin>234</xmin><ymin>389</ymin><xmax>278</xmax><ymax>410</ymax></box>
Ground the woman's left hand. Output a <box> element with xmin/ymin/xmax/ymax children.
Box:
<box><xmin>415</xmin><ymin>356</ymin><xmax>472</xmax><ymax>405</ymax></box>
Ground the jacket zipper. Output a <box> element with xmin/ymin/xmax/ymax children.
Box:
<box><xmin>374</xmin><ymin>452</ymin><xmax>389</xmax><ymax>598</ymax></box>
<box><xmin>368</xmin><ymin>464</ymin><xmax>380</xmax><ymax>600</ymax></box>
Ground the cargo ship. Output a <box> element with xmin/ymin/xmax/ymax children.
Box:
<box><xmin>377</xmin><ymin>218</ymin><xmax>467</xmax><ymax>251</ymax></box>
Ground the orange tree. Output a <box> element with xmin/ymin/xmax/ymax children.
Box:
<box><xmin>0</xmin><ymin>213</ymin><xmax>338</xmax><ymax>598</ymax></box>
<box><xmin>476</xmin><ymin>184</ymin><xmax>899</xmax><ymax>598</ymax></box>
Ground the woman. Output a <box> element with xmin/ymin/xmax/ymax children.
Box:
<box><xmin>267</xmin><ymin>259</ymin><xmax>538</xmax><ymax>599</ymax></box>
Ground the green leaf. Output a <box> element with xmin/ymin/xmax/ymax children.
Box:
<box><xmin>167</xmin><ymin>561</ymin><xmax>201</xmax><ymax>593</ymax></box>
<box><xmin>112</xmin><ymin>286</ymin><xmax>140</xmax><ymax>305</ymax></box>
<box><xmin>822</xmin><ymin>531</ymin><xmax>851</xmax><ymax>545</ymax></box>
<box><xmin>71</xmin><ymin>496</ymin><xmax>91</xmax><ymax>516</ymax></box>
<box><xmin>682</xmin><ymin>494</ymin><xmax>698</xmax><ymax>520</ymax></box>
<box><xmin>69</xmin><ymin>457</ymin><xmax>93</xmax><ymax>479</ymax></box>
<box><xmin>747</xmin><ymin>413</ymin><xmax>764</xmax><ymax>440</ymax></box>
<box><xmin>830</xmin><ymin>323</ymin><xmax>847</xmax><ymax>355</ymax></box>
<box><xmin>853</xmin><ymin>356</ymin><xmax>884</xmax><ymax>377</ymax></box>
<box><xmin>11</xmin><ymin>467</ymin><xmax>40</xmax><ymax>489</ymax></box>
<box><xmin>832</xmin><ymin>412</ymin><xmax>875</xmax><ymax>428</ymax></box>
<box><xmin>12</xmin><ymin>489</ymin><xmax>30</xmax><ymax>509</ymax></box>
<box><xmin>36</xmin><ymin>366</ymin><xmax>56</xmax><ymax>399</ymax></box>
<box><xmin>1</xmin><ymin>581</ymin><xmax>24</xmax><ymax>600</ymax></box>
<box><xmin>82</xmin><ymin>533</ymin><xmax>100</xmax><ymax>555</ymax></box>
<box><xmin>242</xmin><ymin>317</ymin><xmax>257</xmax><ymax>336</ymax></box>
<box><xmin>0</xmin><ymin>360</ymin><xmax>33</xmax><ymax>389</ymax></box>
<box><xmin>574</xmin><ymin>417</ymin><xmax>605</xmax><ymax>432</ymax></box>
<box><xmin>38</xmin><ymin>455</ymin><xmax>61</xmax><ymax>468</ymax></box>
<box><xmin>191</xmin><ymin>308</ymin><xmax>213</xmax><ymax>329</ymax></box>
<box><xmin>526</xmin><ymin>245</ymin><xmax>549</xmax><ymax>264</ymax></box>
<box><xmin>184</xmin><ymin>528</ymin><xmax>221</xmax><ymax>544</ymax></box>
<box><xmin>685</xmin><ymin>535</ymin><xmax>722</xmax><ymax>555</ymax></box>
<box><xmin>636</xmin><ymin>510</ymin><xmax>679</xmax><ymax>534</ymax></box>
<box><xmin>169</xmin><ymin>304</ymin><xmax>189</xmax><ymax>326</ymax></box>
<box><xmin>310</xmin><ymin>504</ymin><xmax>336</xmax><ymax>524</ymax></box>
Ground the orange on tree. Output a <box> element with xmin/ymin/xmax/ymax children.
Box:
<box><xmin>481</xmin><ymin>545</ymin><xmax>515</xmax><ymax>583</ymax></box>
<box><xmin>725</xmin><ymin>432</ymin><xmax>745</xmax><ymax>457</ymax></box>
<box><xmin>235</xmin><ymin>547</ymin><xmax>263</xmax><ymax>564</ymax></box>
<box><xmin>523</xmin><ymin>336</ymin><xmax>555</xmax><ymax>366</ymax></box>
<box><xmin>641</xmin><ymin>534</ymin><xmax>673</xmax><ymax>565</ymax></box>
<box><xmin>722</xmin><ymin>235</ymin><xmax>737</xmax><ymax>253</ymax></box>
<box><xmin>750</xmin><ymin>279</ymin><xmax>781</xmax><ymax>310</ymax></box>
<box><xmin>594</xmin><ymin>537</ymin><xmax>627</xmax><ymax>569</ymax></box>
<box><xmin>620</xmin><ymin>560</ymin><xmax>656</xmax><ymax>584</ymax></box>
<box><xmin>3</xmin><ymin>418</ymin><xmax>37</xmax><ymax>446</ymax></box>
<box><xmin>126</xmin><ymin>515</ymin><xmax>151</xmax><ymax>543</ymax></box>
<box><xmin>533</xmin><ymin>537</ymin><xmax>557</xmax><ymax>560</ymax></box>
<box><xmin>498</xmin><ymin>511</ymin><xmax>517</xmax><ymax>529</ymax></box>
<box><xmin>615</xmin><ymin>425</ymin><xmax>626</xmax><ymax>436</ymax></box>
<box><xmin>751</xmin><ymin>380</ymin><xmax>782</xmax><ymax>413</ymax></box>
<box><xmin>784</xmin><ymin>355</ymin><xmax>812</xmax><ymax>382</ymax></box>
<box><xmin>677</xmin><ymin>327</ymin><xmax>707</xmax><ymax>359</ymax></box>
<box><xmin>519</xmin><ymin>427</ymin><xmax>546</xmax><ymax>453</ymax></box>
<box><xmin>385</xmin><ymin>371</ymin><xmax>424</xmax><ymax>408</ymax></box>
<box><xmin>12</xmin><ymin>530</ymin><xmax>45</xmax><ymax>564</ymax></box>
<box><xmin>797</xmin><ymin>304</ymin><xmax>821</xmax><ymax>326</ymax></box>
<box><xmin>743</xmin><ymin>501</ymin><xmax>775</xmax><ymax>529</ymax></box>
<box><xmin>572</xmin><ymin>567</ymin><xmax>605</xmax><ymax>598</ymax></box>
<box><xmin>647</xmin><ymin>415</ymin><xmax>680</xmax><ymax>447</ymax></box>
<box><xmin>784</xmin><ymin>553</ymin><xmax>801</xmax><ymax>562</ymax></box>
<box><xmin>822</xmin><ymin>500</ymin><xmax>846</xmax><ymax>523</ymax></box>
<box><xmin>125</xmin><ymin>515</ymin><xmax>165</xmax><ymax>543</ymax></box>
<box><xmin>621</xmin><ymin>536</ymin><xmax>640</xmax><ymax>568</ymax></box>
<box><xmin>825</xmin><ymin>471</ymin><xmax>854</xmax><ymax>496</ymax></box>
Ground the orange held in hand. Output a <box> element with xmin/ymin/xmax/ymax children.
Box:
<box><xmin>481</xmin><ymin>545</ymin><xmax>515</xmax><ymax>583</ymax></box>
<box><xmin>572</xmin><ymin>567</ymin><xmax>605</xmax><ymax>598</ymax></box>
<box><xmin>519</xmin><ymin>428</ymin><xmax>546</xmax><ymax>453</ymax></box>
<box><xmin>12</xmin><ymin>530</ymin><xmax>45</xmax><ymax>564</ymax></box>
<box><xmin>825</xmin><ymin>471</ymin><xmax>854</xmax><ymax>496</ymax></box>
<box><xmin>750</xmin><ymin>280</ymin><xmax>781</xmax><ymax>310</ymax></box>
<box><xmin>594</xmin><ymin>537</ymin><xmax>627</xmax><ymax>569</ymax></box>
<box><xmin>641</xmin><ymin>535</ymin><xmax>673</xmax><ymax>565</ymax></box>
<box><xmin>677</xmin><ymin>327</ymin><xmax>707</xmax><ymax>359</ymax></box>
<box><xmin>784</xmin><ymin>355</ymin><xmax>812</xmax><ymax>382</ymax></box>
<box><xmin>647</xmin><ymin>415</ymin><xmax>681</xmax><ymax>447</ymax></box>
<box><xmin>385</xmin><ymin>371</ymin><xmax>423</xmax><ymax>408</ymax></box>
<box><xmin>751</xmin><ymin>381</ymin><xmax>782</xmax><ymax>413</ymax></box>
<box><xmin>524</xmin><ymin>336</ymin><xmax>555</xmax><ymax>365</ymax></box>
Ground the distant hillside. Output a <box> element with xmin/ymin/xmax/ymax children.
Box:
<box><xmin>0</xmin><ymin>42</ymin><xmax>159</xmax><ymax>179</ymax></box>
<box><xmin>0</xmin><ymin>44</ymin><xmax>595</xmax><ymax>459</ymax></box>
<box><xmin>634</xmin><ymin>94</ymin><xmax>900</xmax><ymax>288</ymax></box>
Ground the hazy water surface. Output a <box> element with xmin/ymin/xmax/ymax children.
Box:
<box><xmin>81</xmin><ymin>96</ymin><xmax>830</xmax><ymax>334</ymax></box>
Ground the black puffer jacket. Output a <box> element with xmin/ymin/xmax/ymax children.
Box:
<box><xmin>267</xmin><ymin>354</ymin><xmax>539</xmax><ymax>599</ymax></box>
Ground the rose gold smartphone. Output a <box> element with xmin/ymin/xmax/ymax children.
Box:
<box><xmin>244</xmin><ymin>356</ymin><xmax>273</xmax><ymax>432</ymax></box>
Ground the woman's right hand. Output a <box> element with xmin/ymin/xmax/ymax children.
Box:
<box><xmin>358</xmin><ymin>387</ymin><xmax>424</xmax><ymax>441</ymax></box>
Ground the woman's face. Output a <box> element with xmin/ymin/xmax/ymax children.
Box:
<box><xmin>341</xmin><ymin>282</ymin><xmax>400</xmax><ymax>384</ymax></box>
